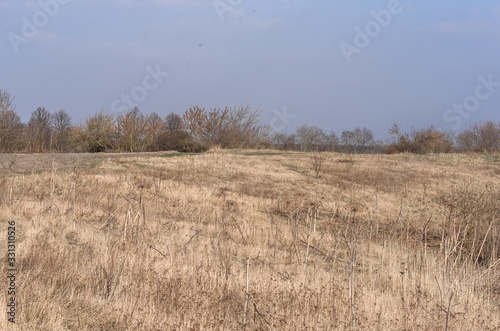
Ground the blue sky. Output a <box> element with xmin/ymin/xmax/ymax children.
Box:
<box><xmin>2</xmin><ymin>0</ymin><xmax>500</xmax><ymax>139</ymax></box>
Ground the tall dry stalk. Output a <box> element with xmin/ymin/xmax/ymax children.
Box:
<box><xmin>349</xmin><ymin>216</ymin><xmax>357</xmax><ymax>331</ymax></box>
<box><xmin>243</xmin><ymin>257</ymin><xmax>250</xmax><ymax>327</ymax></box>
<box><xmin>342</xmin><ymin>214</ymin><xmax>358</xmax><ymax>330</ymax></box>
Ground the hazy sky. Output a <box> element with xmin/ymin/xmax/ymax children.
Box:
<box><xmin>2</xmin><ymin>0</ymin><xmax>500</xmax><ymax>139</ymax></box>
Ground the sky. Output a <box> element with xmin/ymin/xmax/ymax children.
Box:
<box><xmin>1</xmin><ymin>0</ymin><xmax>500</xmax><ymax>140</ymax></box>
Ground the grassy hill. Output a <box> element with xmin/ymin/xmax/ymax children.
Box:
<box><xmin>1</xmin><ymin>151</ymin><xmax>499</xmax><ymax>330</ymax></box>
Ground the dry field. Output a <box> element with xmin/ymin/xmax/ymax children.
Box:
<box><xmin>0</xmin><ymin>151</ymin><xmax>499</xmax><ymax>330</ymax></box>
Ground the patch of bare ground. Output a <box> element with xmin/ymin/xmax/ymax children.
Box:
<box><xmin>0</xmin><ymin>150</ymin><xmax>498</xmax><ymax>330</ymax></box>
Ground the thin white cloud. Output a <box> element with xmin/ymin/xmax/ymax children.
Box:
<box><xmin>419</xmin><ymin>6</ymin><xmax>500</xmax><ymax>40</ymax></box>
<box><xmin>33</xmin><ymin>31</ymin><xmax>71</xmax><ymax>44</ymax></box>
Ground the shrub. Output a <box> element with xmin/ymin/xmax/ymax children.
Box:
<box><xmin>153</xmin><ymin>131</ymin><xmax>209</xmax><ymax>153</ymax></box>
<box><xmin>457</xmin><ymin>121</ymin><xmax>500</xmax><ymax>154</ymax></box>
<box><xmin>74</xmin><ymin>111</ymin><xmax>117</xmax><ymax>152</ymax></box>
<box><xmin>116</xmin><ymin>108</ymin><xmax>162</xmax><ymax>152</ymax></box>
<box><xmin>182</xmin><ymin>105</ymin><xmax>271</xmax><ymax>148</ymax></box>
<box><xmin>386</xmin><ymin>124</ymin><xmax>454</xmax><ymax>154</ymax></box>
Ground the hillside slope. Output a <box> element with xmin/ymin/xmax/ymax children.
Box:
<box><xmin>1</xmin><ymin>151</ymin><xmax>499</xmax><ymax>330</ymax></box>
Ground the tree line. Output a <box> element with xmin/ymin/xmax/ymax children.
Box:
<box><xmin>0</xmin><ymin>90</ymin><xmax>271</xmax><ymax>153</ymax></box>
<box><xmin>0</xmin><ymin>89</ymin><xmax>499</xmax><ymax>154</ymax></box>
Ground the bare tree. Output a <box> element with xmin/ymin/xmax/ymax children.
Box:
<box><xmin>272</xmin><ymin>132</ymin><xmax>297</xmax><ymax>150</ymax></box>
<box><xmin>296</xmin><ymin>124</ymin><xmax>328</xmax><ymax>151</ymax></box>
<box><xmin>146</xmin><ymin>112</ymin><xmax>164</xmax><ymax>149</ymax></box>
<box><xmin>145</xmin><ymin>113</ymin><xmax>161</xmax><ymax>152</ymax></box>
<box><xmin>0</xmin><ymin>111</ymin><xmax>23</xmax><ymax>153</ymax></box>
<box><xmin>457</xmin><ymin>121</ymin><xmax>500</xmax><ymax>153</ymax></box>
<box><xmin>165</xmin><ymin>112</ymin><xmax>183</xmax><ymax>132</ymax></box>
<box><xmin>27</xmin><ymin>107</ymin><xmax>52</xmax><ymax>153</ymax></box>
<box><xmin>341</xmin><ymin>130</ymin><xmax>356</xmax><ymax>153</ymax></box>
<box><xmin>283</xmin><ymin>133</ymin><xmax>297</xmax><ymax>150</ymax></box>
<box><xmin>0</xmin><ymin>90</ymin><xmax>23</xmax><ymax>152</ymax></box>
<box><xmin>183</xmin><ymin>105</ymin><xmax>226</xmax><ymax>145</ymax></box>
<box><xmin>52</xmin><ymin>109</ymin><xmax>72</xmax><ymax>152</ymax></box>
<box><xmin>225</xmin><ymin>105</ymin><xmax>271</xmax><ymax>148</ymax></box>
<box><xmin>183</xmin><ymin>105</ymin><xmax>269</xmax><ymax>148</ymax></box>
<box><xmin>116</xmin><ymin>107</ymin><xmax>160</xmax><ymax>152</ymax></box>
<box><xmin>386</xmin><ymin>125</ymin><xmax>454</xmax><ymax>154</ymax></box>
<box><xmin>354</xmin><ymin>127</ymin><xmax>374</xmax><ymax>153</ymax></box>
<box><xmin>75</xmin><ymin>110</ymin><xmax>117</xmax><ymax>152</ymax></box>
<box><xmin>328</xmin><ymin>131</ymin><xmax>340</xmax><ymax>152</ymax></box>
<box><xmin>0</xmin><ymin>90</ymin><xmax>16</xmax><ymax>113</ymax></box>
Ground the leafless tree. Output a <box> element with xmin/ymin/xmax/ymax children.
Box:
<box><xmin>183</xmin><ymin>105</ymin><xmax>225</xmax><ymax>145</ymax></box>
<box><xmin>328</xmin><ymin>131</ymin><xmax>340</xmax><ymax>152</ymax></box>
<box><xmin>354</xmin><ymin>127</ymin><xmax>374</xmax><ymax>153</ymax></box>
<box><xmin>116</xmin><ymin>107</ymin><xmax>160</xmax><ymax>152</ymax></box>
<box><xmin>225</xmin><ymin>105</ymin><xmax>271</xmax><ymax>148</ymax></box>
<box><xmin>457</xmin><ymin>121</ymin><xmax>500</xmax><ymax>153</ymax></box>
<box><xmin>27</xmin><ymin>107</ymin><xmax>53</xmax><ymax>153</ymax></box>
<box><xmin>146</xmin><ymin>112</ymin><xmax>164</xmax><ymax>149</ymax></box>
<box><xmin>296</xmin><ymin>124</ymin><xmax>328</xmax><ymax>151</ymax></box>
<box><xmin>272</xmin><ymin>132</ymin><xmax>297</xmax><ymax>150</ymax></box>
<box><xmin>75</xmin><ymin>110</ymin><xmax>117</xmax><ymax>152</ymax></box>
<box><xmin>341</xmin><ymin>130</ymin><xmax>357</xmax><ymax>153</ymax></box>
<box><xmin>52</xmin><ymin>109</ymin><xmax>72</xmax><ymax>152</ymax></box>
<box><xmin>0</xmin><ymin>90</ymin><xmax>23</xmax><ymax>152</ymax></box>
<box><xmin>386</xmin><ymin>125</ymin><xmax>454</xmax><ymax>154</ymax></box>
<box><xmin>183</xmin><ymin>105</ymin><xmax>270</xmax><ymax>148</ymax></box>
<box><xmin>165</xmin><ymin>112</ymin><xmax>182</xmax><ymax>132</ymax></box>
<box><xmin>0</xmin><ymin>90</ymin><xmax>16</xmax><ymax>113</ymax></box>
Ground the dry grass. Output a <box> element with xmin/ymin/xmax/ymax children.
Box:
<box><xmin>0</xmin><ymin>151</ymin><xmax>499</xmax><ymax>330</ymax></box>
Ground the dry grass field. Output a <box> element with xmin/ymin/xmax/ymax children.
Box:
<box><xmin>0</xmin><ymin>150</ymin><xmax>499</xmax><ymax>330</ymax></box>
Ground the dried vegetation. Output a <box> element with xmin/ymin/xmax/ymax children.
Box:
<box><xmin>0</xmin><ymin>151</ymin><xmax>499</xmax><ymax>330</ymax></box>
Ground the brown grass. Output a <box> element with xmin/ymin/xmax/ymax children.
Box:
<box><xmin>0</xmin><ymin>151</ymin><xmax>499</xmax><ymax>330</ymax></box>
